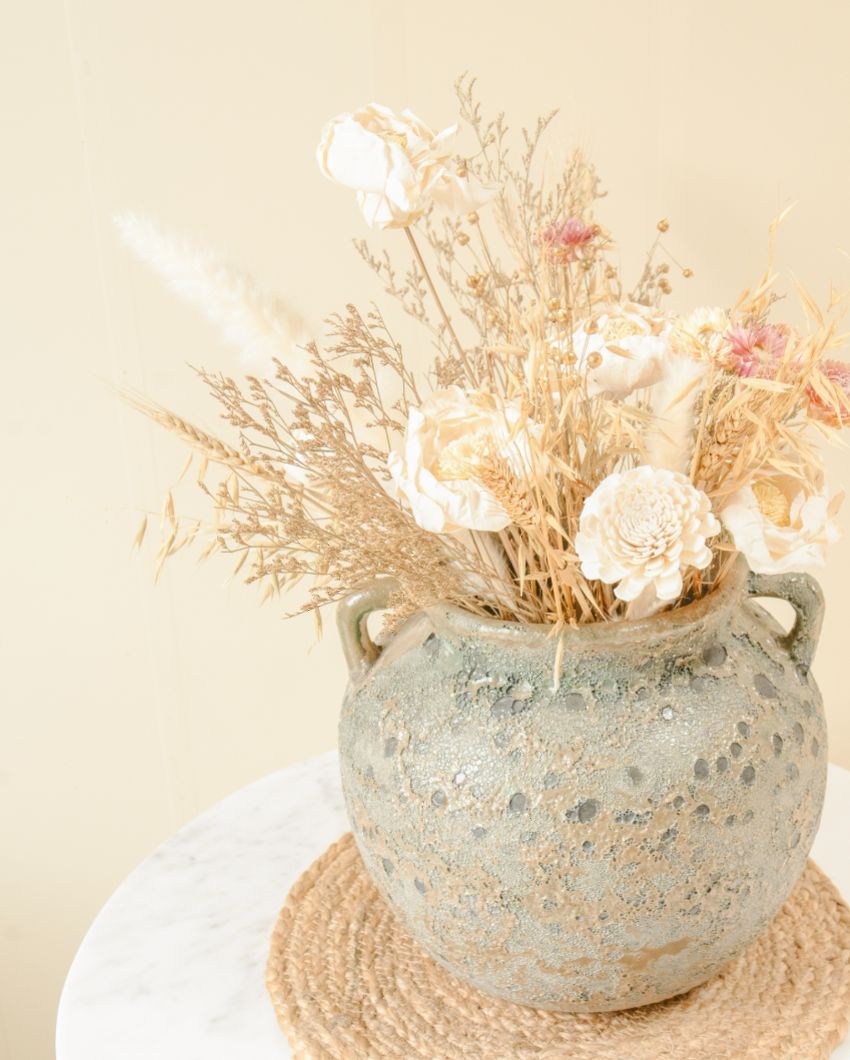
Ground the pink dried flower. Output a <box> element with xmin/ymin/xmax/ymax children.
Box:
<box><xmin>723</xmin><ymin>323</ymin><xmax>788</xmax><ymax>379</ymax></box>
<box><xmin>807</xmin><ymin>359</ymin><xmax>850</xmax><ymax>427</ymax></box>
<box><xmin>538</xmin><ymin>217</ymin><xmax>598</xmax><ymax>261</ymax></box>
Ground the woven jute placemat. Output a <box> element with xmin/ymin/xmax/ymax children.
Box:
<box><xmin>266</xmin><ymin>833</ymin><xmax>850</xmax><ymax>1059</ymax></box>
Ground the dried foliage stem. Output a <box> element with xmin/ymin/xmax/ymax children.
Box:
<box><xmin>404</xmin><ymin>227</ymin><xmax>470</xmax><ymax>374</ymax></box>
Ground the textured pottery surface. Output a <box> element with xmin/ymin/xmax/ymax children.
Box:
<box><xmin>337</xmin><ymin>559</ymin><xmax>827</xmax><ymax>1012</ymax></box>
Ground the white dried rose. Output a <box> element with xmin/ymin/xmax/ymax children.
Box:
<box><xmin>569</xmin><ymin>305</ymin><xmax>671</xmax><ymax>399</ymax></box>
<box><xmin>575</xmin><ymin>466</ymin><xmax>720</xmax><ymax>602</ymax></box>
<box><xmin>388</xmin><ymin>388</ymin><xmax>535</xmax><ymax>533</ymax></box>
<box><xmin>720</xmin><ymin>477</ymin><xmax>841</xmax><ymax>575</ymax></box>
<box><xmin>317</xmin><ymin>103</ymin><xmax>492</xmax><ymax>230</ymax></box>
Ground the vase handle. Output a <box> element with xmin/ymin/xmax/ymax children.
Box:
<box><xmin>336</xmin><ymin>578</ymin><xmax>397</xmax><ymax>679</ymax></box>
<box><xmin>745</xmin><ymin>569</ymin><xmax>825</xmax><ymax>673</ymax></box>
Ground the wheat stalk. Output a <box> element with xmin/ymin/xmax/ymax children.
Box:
<box><xmin>124</xmin><ymin>395</ymin><xmax>277</xmax><ymax>481</ymax></box>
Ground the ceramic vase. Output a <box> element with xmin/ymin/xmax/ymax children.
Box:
<box><xmin>337</xmin><ymin>558</ymin><xmax>827</xmax><ymax>1012</ymax></box>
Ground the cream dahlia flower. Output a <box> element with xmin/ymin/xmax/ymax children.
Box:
<box><xmin>317</xmin><ymin>104</ymin><xmax>492</xmax><ymax>229</ymax></box>
<box><xmin>672</xmin><ymin>306</ymin><xmax>731</xmax><ymax>360</ymax></box>
<box><xmin>576</xmin><ymin>466</ymin><xmax>720</xmax><ymax>602</ymax></box>
<box><xmin>569</xmin><ymin>305</ymin><xmax>671</xmax><ymax>398</ymax></box>
<box><xmin>388</xmin><ymin>388</ymin><xmax>536</xmax><ymax>533</ymax></box>
<box><xmin>720</xmin><ymin>477</ymin><xmax>841</xmax><ymax>575</ymax></box>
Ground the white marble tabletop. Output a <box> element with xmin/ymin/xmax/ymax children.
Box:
<box><xmin>57</xmin><ymin>752</ymin><xmax>850</xmax><ymax>1059</ymax></box>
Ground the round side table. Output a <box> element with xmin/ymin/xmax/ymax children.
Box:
<box><xmin>56</xmin><ymin>752</ymin><xmax>850</xmax><ymax>1059</ymax></box>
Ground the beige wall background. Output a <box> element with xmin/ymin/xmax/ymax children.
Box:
<box><xmin>3</xmin><ymin>1</ymin><xmax>850</xmax><ymax>1057</ymax></box>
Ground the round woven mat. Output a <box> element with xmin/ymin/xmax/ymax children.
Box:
<box><xmin>266</xmin><ymin>833</ymin><xmax>850</xmax><ymax>1059</ymax></box>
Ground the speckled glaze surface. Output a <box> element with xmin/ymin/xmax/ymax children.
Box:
<box><xmin>337</xmin><ymin>559</ymin><xmax>827</xmax><ymax>1012</ymax></box>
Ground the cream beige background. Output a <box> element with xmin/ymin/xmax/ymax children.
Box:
<box><xmin>3</xmin><ymin>2</ymin><xmax>850</xmax><ymax>1057</ymax></box>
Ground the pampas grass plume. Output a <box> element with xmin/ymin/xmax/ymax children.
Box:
<box><xmin>115</xmin><ymin>213</ymin><xmax>311</xmax><ymax>375</ymax></box>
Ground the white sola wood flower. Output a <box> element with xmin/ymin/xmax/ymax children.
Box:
<box><xmin>317</xmin><ymin>103</ymin><xmax>492</xmax><ymax>229</ymax></box>
<box><xmin>388</xmin><ymin>388</ymin><xmax>533</xmax><ymax>533</ymax></box>
<box><xmin>576</xmin><ymin>466</ymin><xmax>720</xmax><ymax>602</ymax></box>
<box><xmin>721</xmin><ymin>477</ymin><xmax>841</xmax><ymax>575</ymax></box>
<box><xmin>569</xmin><ymin>305</ymin><xmax>671</xmax><ymax>399</ymax></box>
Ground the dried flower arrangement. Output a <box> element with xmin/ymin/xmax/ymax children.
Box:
<box><xmin>123</xmin><ymin>79</ymin><xmax>848</xmax><ymax>633</ymax></box>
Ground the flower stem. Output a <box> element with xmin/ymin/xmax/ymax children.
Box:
<box><xmin>476</xmin><ymin>225</ymin><xmax>510</xmax><ymax>338</ymax></box>
<box><xmin>404</xmin><ymin>226</ymin><xmax>471</xmax><ymax>376</ymax></box>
